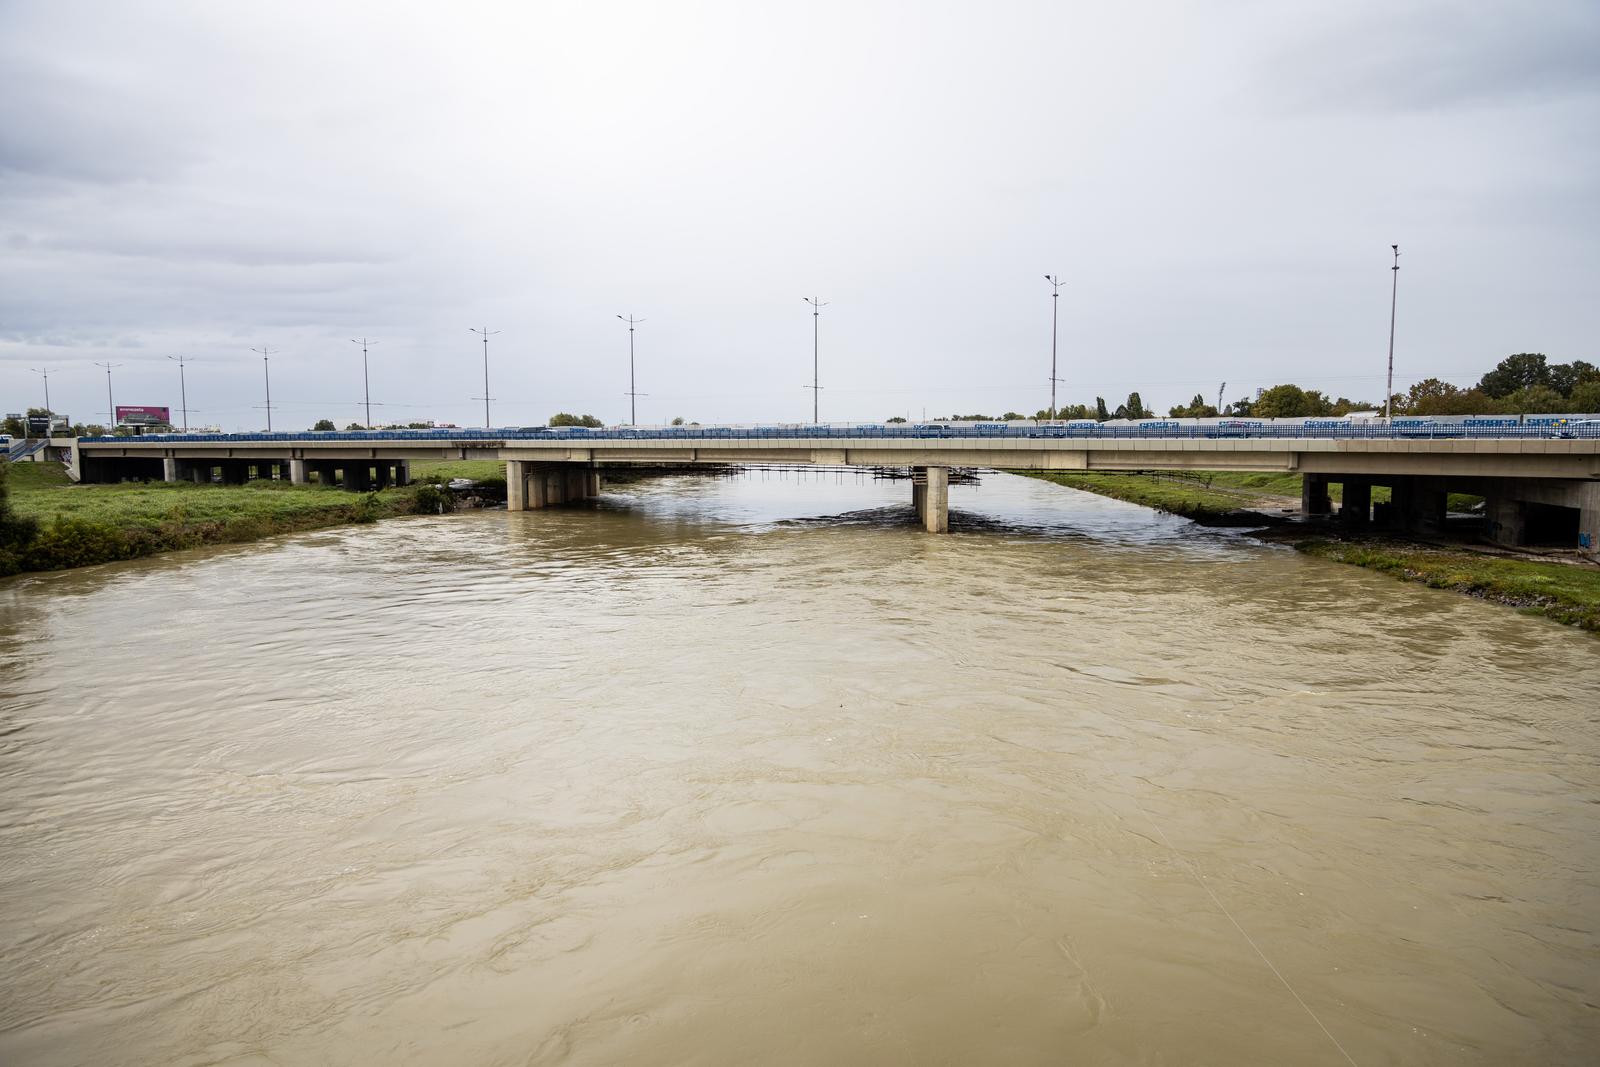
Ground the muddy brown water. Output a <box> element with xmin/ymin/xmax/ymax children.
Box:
<box><xmin>2</xmin><ymin>472</ymin><xmax>1596</xmax><ymax>1065</ymax></box>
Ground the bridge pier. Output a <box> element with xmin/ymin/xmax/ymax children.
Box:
<box><xmin>912</xmin><ymin>466</ymin><xmax>949</xmax><ymax>533</ymax></box>
<box><xmin>507</xmin><ymin>461</ymin><xmax>599</xmax><ymax>512</ymax></box>
<box><xmin>289</xmin><ymin>458</ymin><xmax>307</xmax><ymax>485</ymax></box>
<box><xmin>1339</xmin><ymin>480</ymin><xmax>1372</xmax><ymax>525</ymax></box>
<box><xmin>1300</xmin><ymin>475</ymin><xmax>1332</xmax><ymax>519</ymax></box>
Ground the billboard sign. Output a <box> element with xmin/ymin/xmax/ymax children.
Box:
<box><xmin>116</xmin><ymin>405</ymin><xmax>171</xmax><ymax>424</ymax></box>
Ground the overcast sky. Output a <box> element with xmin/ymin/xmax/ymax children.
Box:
<box><xmin>2</xmin><ymin>0</ymin><xmax>1596</xmax><ymax>429</ymax></box>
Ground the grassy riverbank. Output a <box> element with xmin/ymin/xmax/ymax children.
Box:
<box><xmin>1296</xmin><ymin>539</ymin><xmax>1600</xmax><ymax>631</ymax></box>
<box><xmin>1</xmin><ymin>462</ymin><xmax>441</xmax><ymax>577</ymax></box>
<box><xmin>1018</xmin><ymin>468</ymin><xmax>1599</xmax><ymax>632</ymax></box>
<box><xmin>1016</xmin><ymin>471</ymin><xmax>1278</xmax><ymax>523</ymax></box>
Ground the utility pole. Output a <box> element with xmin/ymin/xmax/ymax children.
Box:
<box><xmin>350</xmin><ymin>338</ymin><xmax>379</xmax><ymax>428</ymax></box>
<box><xmin>617</xmin><ymin>315</ymin><xmax>645</xmax><ymax>425</ymax></box>
<box><xmin>1044</xmin><ymin>274</ymin><xmax>1065</xmax><ymax>418</ymax></box>
<box><xmin>168</xmin><ymin>355</ymin><xmax>193</xmax><ymax>431</ymax></box>
<box><xmin>251</xmin><ymin>346</ymin><xmax>276</xmax><ymax>431</ymax></box>
<box><xmin>1217</xmin><ymin>381</ymin><xmax>1226</xmax><ymax>416</ymax></box>
<box><xmin>469</xmin><ymin>327</ymin><xmax>499</xmax><ymax>428</ymax></box>
<box><xmin>29</xmin><ymin>367</ymin><xmax>54</xmax><ymax>425</ymax></box>
<box><xmin>1385</xmin><ymin>244</ymin><xmax>1400</xmax><ymax>419</ymax></box>
<box><xmin>94</xmin><ymin>362</ymin><xmax>122</xmax><ymax>426</ymax></box>
<box><xmin>803</xmin><ymin>297</ymin><xmax>827</xmax><ymax>423</ymax></box>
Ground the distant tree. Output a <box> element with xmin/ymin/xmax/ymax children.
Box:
<box><xmin>1549</xmin><ymin>360</ymin><xmax>1598</xmax><ymax>398</ymax></box>
<box><xmin>1094</xmin><ymin>397</ymin><xmax>1110</xmax><ymax>421</ymax></box>
<box><xmin>1479</xmin><ymin>353</ymin><xmax>1549</xmax><ymax>399</ymax></box>
<box><xmin>312</xmin><ymin>419</ymin><xmax>336</xmax><ymax>431</ymax></box>
<box><xmin>1123</xmin><ymin>392</ymin><xmax>1147</xmax><ymax>419</ymax></box>
<box><xmin>1402</xmin><ymin>379</ymin><xmax>1497</xmax><ymax>416</ymax></box>
<box><xmin>1060</xmin><ymin>403</ymin><xmax>1091</xmax><ymax>420</ymax></box>
<box><xmin>549</xmin><ymin>413</ymin><xmax>604</xmax><ymax>427</ymax></box>
<box><xmin>0</xmin><ymin>416</ymin><xmax>23</xmax><ymax>438</ymax></box>
<box><xmin>1500</xmin><ymin>384</ymin><xmax>1565</xmax><ymax>414</ymax></box>
<box><xmin>670</xmin><ymin>416</ymin><xmax>686</xmax><ymax>426</ymax></box>
<box><xmin>83</xmin><ymin>424</ymin><xmax>107</xmax><ymax>437</ymax></box>
<box><xmin>405</xmin><ymin>421</ymin><xmax>434</xmax><ymax>429</ymax></box>
<box><xmin>1169</xmin><ymin>393</ymin><xmax>1218</xmax><ymax>418</ymax></box>
<box><xmin>1569</xmin><ymin>379</ymin><xmax>1600</xmax><ymax>412</ymax></box>
<box><xmin>999</xmin><ymin>411</ymin><xmax>1025</xmax><ymax>421</ymax></box>
<box><xmin>886</xmin><ymin>416</ymin><xmax>907</xmax><ymax>423</ymax></box>
<box><xmin>1328</xmin><ymin>396</ymin><xmax>1378</xmax><ymax>415</ymax></box>
<box><xmin>345</xmin><ymin>422</ymin><xmax>365</xmax><ymax>431</ymax></box>
<box><xmin>1253</xmin><ymin>383</ymin><xmax>1329</xmax><ymax>418</ymax></box>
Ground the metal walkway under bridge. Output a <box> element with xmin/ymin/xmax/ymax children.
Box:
<box><xmin>66</xmin><ymin>424</ymin><xmax>1600</xmax><ymax>548</ymax></box>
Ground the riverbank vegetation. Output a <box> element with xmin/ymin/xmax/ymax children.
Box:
<box><xmin>1019</xmin><ymin>467</ymin><xmax>1599</xmax><ymax>632</ymax></box>
<box><xmin>1296</xmin><ymin>540</ymin><xmax>1600</xmax><ymax>632</ymax></box>
<box><xmin>912</xmin><ymin>352</ymin><xmax>1598</xmax><ymax>423</ymax></box>
<box><xmin>1017</xmin><ymin>471</ymin><xmax>1274</xmax><ymax>523</ymax></box>
<box><xmin>0</xmin><ymin>461</ymin><xmax>448</xmax><ymax>577</ymax></box>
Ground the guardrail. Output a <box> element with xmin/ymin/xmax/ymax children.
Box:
<box><xmin>76</xmin><ymin>423</ymin><xmax>1600</xmax><ymax>445</ymax></box>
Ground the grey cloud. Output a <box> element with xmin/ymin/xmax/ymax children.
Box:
<box><xmin>1257</xmin><ymin>1</ymin><xmax>1600</xmax><ymax>113</ymax></box>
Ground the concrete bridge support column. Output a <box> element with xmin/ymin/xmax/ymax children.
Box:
<box><xmin>912</xmin><ymin>468</ymin><xmax>927</xmax><ymax>523</ymax></box>
<box><xmin>344</xmin><ymin>464</ymin><xmax>372</xmax><ymax>492</ymax></box>
<box><xmin>163</xmin><ymin>457</ymin><xmax>178</xmax><ymax>482</ymax></box>
<box><xmin>506</xmin><ymin>460</ymin><xmax>527</xmax><ymax>511</ymax></box>
<box><xmin>373</xmin><ymin>464</ymin><xmax>392</xmax><ymax>490</ymax></box>
<box><xmin>922</xmin><ymin>465</ymin><xmax>949</xmax><ymax>533</ymax></box>
<box><xmin>588</xmin><ymin>468</ymin><xmax>601</xmax><ymax>497</ymax></box>
<box><xmin>1393</xmin><ymin>477</ymin><xmax>1447</xmax><ymax>536</ymax></box>
<box><xmin>394</xmin><ymin>461</ymin><xmax>410</xmax><ymax>487</ymax></box>
<box><xmin>1580</xmin><ymin>484</ymin><xmax>1600</xmax><ymax>554</ymax></box>
<box><xmin>185</xmin><ymin>462</ymin><xmax>209</xmax><ymax>484</ymax></box>
<box><xmin>1340</xmin><ymin>480</ymin><xmax>1372</xmax><ymax>526</ymax></box>
<box><xmin>288</xmin><ymin>458</ymin><xmax>307</xmax><ymax>485</ymax></box>
<box><xmin>545</xmin><ymin>470</ymin><xmax>567</xmax><ymax>507</ymax></box>
<box><xmin>1300</xmin><ymin>475</ymin><xmax>1332</xmax><ymax>519</ymax></box>
<box><xmin>528</xmin><ymin>469</ymin><xmax>548</xmax><ymax>509</ymax></box>
<box><xmin>564</xmin><ymin>467</ymin><xmax>589</xmax><ymax>502</ymax></box>
<box><xmin>1485</xmin><ymin>493</ymin><xmax>1525</xmax><ymax>547</ymax></box>
<box><xmin>221</xmin><ymin>461</ymin><xmax>248</xmax><ymax>486</ymax></box>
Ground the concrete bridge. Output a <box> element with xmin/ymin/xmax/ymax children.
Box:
<box><xmin>66</xmin><ymin>428</ymin><xmax>1600</xmax><ymax>549</ymax></box>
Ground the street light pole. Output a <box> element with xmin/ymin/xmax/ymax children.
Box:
<box><xmin>251</xmin><ymin>346</ymin><xmax>276</xmax><ymax>431</ymax></box>
<box><xmin>350</xmin><ymin>338</ymin><xmax>379</xmax><ymax>428</ymax></box>
<box><xmin>1385</xmin><ymin>244</ymin><xmax>1400</xmax><ymax>420</ymax></box>
<box><xmin>803</xmin><ymin>297</ymin><xmax>828</xmax><ymax>423</ymax></box>
<box><xmin>1044</xmin><ymin>274</ymin><xmax>1064</xmax><ymax>418</ymax></box>
<box><xmin>469</xmin><ymin>327</ymin><xmax>499</xmax><ymax>428</ymax></box>
<box><xmin>93</xmin><ymin>362</ymin><xmax>122</xmax><ymax>426</ymax></box>
<box><xmin>617</xmin><ymin>315</ymin><xmax>645</xmax><ymax>425</ymax></box>
<box><xmin>168</xmin><ymin>355</ymin><xmax>192</xmax><ymax>431</ymax></box>
<box><xmin>29</xmin><ymin>367</ymin><xmax>53</xmax><ymax>425</ymax></box>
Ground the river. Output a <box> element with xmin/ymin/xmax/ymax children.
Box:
<box><xmin>1</xmin><ymin>471</ymin><xmax>1596</xmax><ymax>1065</ymax></box>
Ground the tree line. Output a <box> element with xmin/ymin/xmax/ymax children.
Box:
<box><xmin>908</xmin><ymin>352</ymin><xmax>1598</xmax><ymax>423</ymax></box>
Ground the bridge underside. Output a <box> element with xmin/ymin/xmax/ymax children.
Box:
<box><xmin>68</xmin><ymin>438</ymin><xmax>1600</xmax><ymax>548</ymax></box>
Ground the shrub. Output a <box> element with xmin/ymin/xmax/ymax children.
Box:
<box><xmin>412</xmin><ymin>483</ymin><xmax>456</xmax><ymax>514</ymax></box>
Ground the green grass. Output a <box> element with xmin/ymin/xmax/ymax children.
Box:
<box><xmin>2</xmin><ymin>461</ymin><xmax>431</xmax><ymax>576</ymax></box>
<box><xmin>1016</xmin><ymin>471</ymin><xmax>1258</xmax><ymax>520</ymax></box>
<box><xmin>1298</xmin><ymin>539</ymin><xmax>1600</xmax><ymax>632</ymax></box>
<box><xmin>1197</xmin><ymin>470</ymin><xmax>1393</xmax><ymax>504</ymax></box>
<box><xmin>409</xmin><ymin>458</ymin><xmax>506</xmax><ymax>483</ymax></box>
<box><xmin>11</xmin><ymin>475</ymin><xmax>411</xmax><ymax>530</ymax></box>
